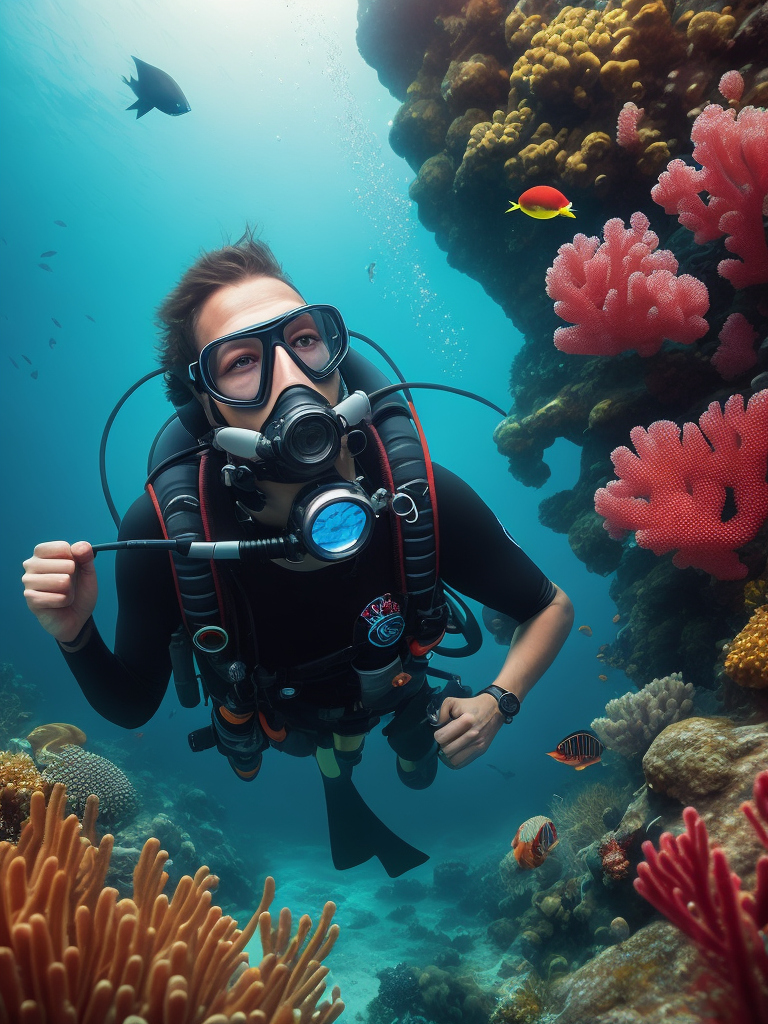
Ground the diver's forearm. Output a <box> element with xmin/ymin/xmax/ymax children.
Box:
<box><xmin>491</xmin><ymin>586</ymin><xmax>574</xmax><ymax>701</ymax></box>
<box><xmin>59</xmin><ymin>624</ymin><xmax>168</xmax><ymax>729</ymax></box>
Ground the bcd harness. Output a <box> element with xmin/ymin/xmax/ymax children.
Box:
<box><xmin>146</xmin><ymin>349</ymin><xmax>452</xmax><ymax>776</ymax></box>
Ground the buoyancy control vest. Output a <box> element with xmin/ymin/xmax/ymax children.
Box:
<box><xmin>146</xmin><ymin>347</ymin><xmax>450</xmax><ymax>719</ymax></box>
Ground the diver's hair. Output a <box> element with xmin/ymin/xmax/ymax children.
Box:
<box><xmin>156</xmin><ymin>226</ymin><xmax>299</xmax><ymax>406</ymax></box>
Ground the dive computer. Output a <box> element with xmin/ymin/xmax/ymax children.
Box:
<box><xmin>477</xmin><ymin>684</ymin><xmax>521</xmax><ymax>723</ymax></box>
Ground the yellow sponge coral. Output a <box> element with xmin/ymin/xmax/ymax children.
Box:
<box><xmin>724</xmin><ymin>604</ymin><xmax>768</xmax><ymax>688</ymax></box>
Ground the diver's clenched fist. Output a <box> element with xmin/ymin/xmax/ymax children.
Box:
<box><xmin>22</xmin><ymin>541</ymin><xmax>98</xmax><ymax>644</ymax></box>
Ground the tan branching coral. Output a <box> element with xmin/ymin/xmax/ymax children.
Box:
<box><xmin>549</xmin><ymin>782</ymin><xmax>628</xmax><ymax>852</ymax></box>
<box><xmin>591</xmin><ymin>672</ymin><xmax>695</xmax><ymax>757</ymax></box>
<box><xmin>0</xmin><ymin>784</ymin><xmax>344</xmax><ymax>1023</ymax></box>
<box><xmin>724</xmin><ymin>604</ymin><xmax>768</xmax><ymax>689</ymax></box>
<box><xmin>0</xmin><ymin>751</ymin><xmax>46</xmax><ymax>793</ymax></box>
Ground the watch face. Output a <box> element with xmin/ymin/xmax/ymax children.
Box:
<box><xmin>499</xmin><ymin>691</ymin><xmax>520</xmax><ymax>718</ymax></box>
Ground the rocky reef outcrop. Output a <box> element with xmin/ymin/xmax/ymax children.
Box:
<box><xmin>356</xmin><ymin>0</ymin><xmax>768</xmax><ymax>692</ymax></box>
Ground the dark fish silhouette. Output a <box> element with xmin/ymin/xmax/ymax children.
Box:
<box><xmin>31</xmin><ymin>370</ymin><xmax>39</xmax><ymax>380</ymax></box>
<box><xmin>54</xmin><ymin>220</ymin><xmax>67</xmax><ymax>227</ymax></box>
<box><xmin>367</xmin><ymin>262</ymin><xmax>376</xmax><ymax>283</ymax></box>
<box><xmin>49</xmin><ymin>338</ymin><xmax>57</xmax><ymax>348</ymax></box>
<box><xmin>9</xmin><ymin>357</ymin><xmax>19</xmax><ymax>369</ymax></box>
<box><xmin>487</xmin><ymin>764</ymin><xmax>516</xmax><ymax>781</ymax></box>
<box><xmin>22</xmin><ymin>355</ymin><xmax>32</xmax><ymax>365</ymax></box>
<box><xmin>52</xmin><ymin>318</ymin><xmax>62</xmax><ymax>328</ymax></box>
<box><xmin>40</xmin><ymin>250</ymin><xmax>57</xmax><ymax>258</ymax></box>
<box><xmin>85</xmin><ymin>314</ymin><xmax>96</xmax><ymax>323</ymax></box>
<box><xmin>38</xmin><ymin>263</ymin><xmax>53</xmax><ymax>272</ymax></box>
<box><xmin>123</xmin><ymin>57</ymin><xmax>191</xmax><ymax>118</ymax></box>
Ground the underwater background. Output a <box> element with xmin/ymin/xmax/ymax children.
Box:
<box><xmin>1</xmin><ymin>1</ymin><xmax>767</xmax><ymax>1022</ymax></box>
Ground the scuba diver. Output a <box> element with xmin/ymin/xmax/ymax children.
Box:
<box><xmin>21</xmin><ymin>233</ymin><xmax>574</xmax><ymax>877</ymax></box>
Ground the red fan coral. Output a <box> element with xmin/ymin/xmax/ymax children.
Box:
<box><xmin>594</xmin><ymin>390</ymin><xmax>768</xmax><ymax>580</ymax></box>
<box><xmin>652</xmin><ymin>101</ymin><xmax>768</xmax><ymax>290</ymax></box>
<box><xmin>634</xmin><ymin>769</ymin><xmax>768</xmax><ymax>1023</ymax></box>
<box><xmin>711</xmin><ymin>313</ymin><xmax>759</xmax><ymax>380</ymax></box>
<box><xmin>545</xmin><ymin>211</ymin><xmax>709</xmax><ymax>357</ymax></box>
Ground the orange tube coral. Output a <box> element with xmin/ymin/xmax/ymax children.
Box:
<box><xmin>0</xmin><ymin>784</ymin><xmax>345</xmax><ymax>1022</ymax></box>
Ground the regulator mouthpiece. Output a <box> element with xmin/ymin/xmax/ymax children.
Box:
<box><xmin>214</xmin><ymin>388</ymin><xmax>372</xmax><ymax>483</ymax></box>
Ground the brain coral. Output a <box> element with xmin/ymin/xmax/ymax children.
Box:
<box><xmin>724</xmin><ymin>604</ymin><xmax>768</xmax><ymax>689</ymax></box>
<box><xmin>41</xmin><ymin>745</ymin><xmax>139</xmax><ymax>826</ymax></box>
<box><xmin>591</xmin><ymin>672</ymin><xmax>695</xmax><ymax>756</ymax></box>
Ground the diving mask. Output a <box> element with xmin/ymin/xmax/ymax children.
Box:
<box><xmin>189</xmin><ymin>304</ymin><xmax>348</xmax><ymax>409</ymax></box>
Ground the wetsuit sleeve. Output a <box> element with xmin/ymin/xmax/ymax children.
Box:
<box><xmin>59</xmin><ymin>492</ymin><xmax>180</xmax><ymax>728</ymax></box>
<box><xmin>432</xmin><ymin>463</ymin><xmax>556</xmax><ymax>623</ymax></box>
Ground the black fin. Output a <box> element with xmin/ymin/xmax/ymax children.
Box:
<box><xmin>321</xmin><ymin>773</ymin><xmax>429</xmax><ymax>877</ymax></box>
<box><xmin>125</xmin><ymin>100</ymin><xmax>154</xmax><ymax>118</ymax></box>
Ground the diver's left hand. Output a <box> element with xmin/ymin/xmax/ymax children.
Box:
<box><xmin>433</xmin><ymin>693</ymin><xmax>504</xmax><ymax>769</ymax></box>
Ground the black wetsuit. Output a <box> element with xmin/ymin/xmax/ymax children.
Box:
<box><xmin>61</xmin><ymin>464</ymin><xmax>555</xmax><ymax>748</ymax></box>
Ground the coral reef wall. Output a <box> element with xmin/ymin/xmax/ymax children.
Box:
<box><xmin>356</xmin><ymin>0</ymin><xmax>768</xmax><ymax>689</ymax></box>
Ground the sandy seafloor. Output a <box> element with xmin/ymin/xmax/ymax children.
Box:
<box><xmin>237</xmin><ymin>830</ymin><xmax>507</xmax><ymax>1021</ymax></box>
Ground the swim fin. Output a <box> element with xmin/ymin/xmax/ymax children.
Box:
<box><xmin>321</xmin><ymin>772</ymin><xmax>429</xmax><ymax>877</ymax></box>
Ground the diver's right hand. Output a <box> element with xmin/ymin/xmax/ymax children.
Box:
<box><xmin>22</xmin><ymin>541</ymin><xmax>98</xmax><ymax>643</ymax></box>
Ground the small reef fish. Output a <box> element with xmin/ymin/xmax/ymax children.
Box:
<box><xmin>512</xmin><ymin>815</ymin><xmax>559</xmax><ymax>870</ymax></box>
<box><xmin>506</xmin><ymin>186</ymin><xmax>575</xmax><ymax>220</ymax></box>
<box><xmin>546</xmin><ymin>730</ymin><xmax>604</xmax><ymax>770</ymax></box>
<box><xmin>123</xmin><ymin>56</ymin><xmax>191</xmax><ymax>118</ymax></box>
<box><xmin>40</xmin><ymin>250</ymin><xmax>56</xmax><ymax>258</ymax></box>
<box><xmin>52</xmin><ymin>318</ymin><xmax>62</xmax><ymax>328</ymax></box>
<box><xmin>49</xmin><ymin>338</ymin><xmax>57</xmax><ymax>348</ymax></box>
<box><xmin>578</xmin><ymin>624</ymin><xmax>593</xmax><ymax>637</ymax></box>
<box><xmin>54</xmin><ymin>220</ymin><xmax>67</xmax><ymax>227</ymax></box>
<box><xmin>367</xmin><ymin>262</ymin><xmax>376</xmax><ymax>283</ymax></box>
<box><xmin>31</xmin><ymin>370</ymin><xmax>39</xmax><ymax>380</ymax></box>
<box><xmin>22</xmin><ymin>355</ymin><xmax>32</xmax><ymax>365</ymax></box>
<box><xmin>38</xmin><ymin>263</ymin><xmax>53</xmax><ymax>272</ymax></box>
<box><xmin>85</xmin><ymin>314</ymin><xmax>96</xmax><ymax>322</ymax></box>
<box><xmin>598</xmin><ymin>674</ymin><xmax>608</xmax><ymax>682</ymax></box>
<box><xmin>9</xmin><ymin>357</ymin><xmax>19</xmax><ymax>369</ymax></box>
<box><xmin>487</xmin><ymin>763</ymin><xmax>516</xmax><ymax>781</ymax></box>
<box><xmin>612</xmin><ymin>614</ymin><xmax>621</xmax><ymax>623</ymax></box>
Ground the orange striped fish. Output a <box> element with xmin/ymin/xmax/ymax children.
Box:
<box><xmin>546</xmin><ymin>730</ymin><xmax>604</xmax><ymax>770</ymax></box>
<box><xmin>512</xmin><ymin>815</ymin><xmax>559</xmax><ymax>870</ymax></box>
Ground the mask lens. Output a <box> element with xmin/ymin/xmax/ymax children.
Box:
<box><xmin>208</xmin><ymin>336</ymin><xmax>264</xmax><ymax>402</ymax></box>
<box><xmin>283</xmin><ymin>309</ymin><xmax>343</xmax><ymax>375</ymax></box>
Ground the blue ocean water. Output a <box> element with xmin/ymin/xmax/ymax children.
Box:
<box><xmin>0</xmin><ymin>0</ymin><xmax>621</xmax><ymax>1006</ymax></box>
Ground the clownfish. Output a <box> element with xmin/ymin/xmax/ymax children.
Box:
<box><xmin>512</xmin><ymin>815</ymin><xmax>559</xmax><ymax>870</ymax></box>
<box><xmin>546</xmin><ymin>730</ymin><xmax>604</xmax><ymax>770</ymax></box>
<box><xmin>506</xmin><ymin>186</ymin><xmax>575</xmax><ymax>220</ymax></box>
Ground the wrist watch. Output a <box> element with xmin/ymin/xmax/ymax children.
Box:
<box><xmin>477</xmin><ymin>685</ymin><xmax>521</xmax><ymax>723</ymax></box>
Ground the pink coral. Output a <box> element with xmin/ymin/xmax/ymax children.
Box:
<box><xmin>594</xmin><ymin>390</ymin><xmax>768</xmax><ymax>580</ymax></box>
<box><xmin>616</xmin><ymin>101</ymin><xmax>645</xmax><ymax>151</ymax></box>
<box><xmin>718</xmin><ymin>70</ymin><xmax>745</xmax><ymax>103</ymax></box>
<box><xmin>652</xmin><ymin>102</ymin><xmax>768</xmax><ymax>290</ymax></box>
<box><xmin>545</xmin><ymin>212</ymin><xmax>709</xmax><ymax>357</ymax></box>
<box><xmin>711</xmin><ymin>312</ymin><xmax>759</xmax><ymax>380</ymax></box>
<box><xmin>634</xmin><ymin>769</ymin><xmax>768</xmax><ymax>1023</ymax></box>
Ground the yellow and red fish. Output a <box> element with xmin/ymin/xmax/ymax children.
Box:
<box><xmin>512</xmin><ymin>815</ymin><xmax>559</xmax><ymax>870</ymax></box>
<box><xmin>578</xmin><ymin>624</ymin><xmax>593</xmax><ymax>637</ymax></box>
<box><xmin>546</xmin><ymin>730</ymin><xmax>604</xmax><ymax>770</ymax></box>
<box><xmin>506</xmin><ymin>186</ymin><xmax>575</xmax><ymax>220</ymax></box>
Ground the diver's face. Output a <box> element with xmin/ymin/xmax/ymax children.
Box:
<box><xmin>194</xmin><ymin>276</ymin><xmax>341</xmax><ymax>431</ymax></box>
